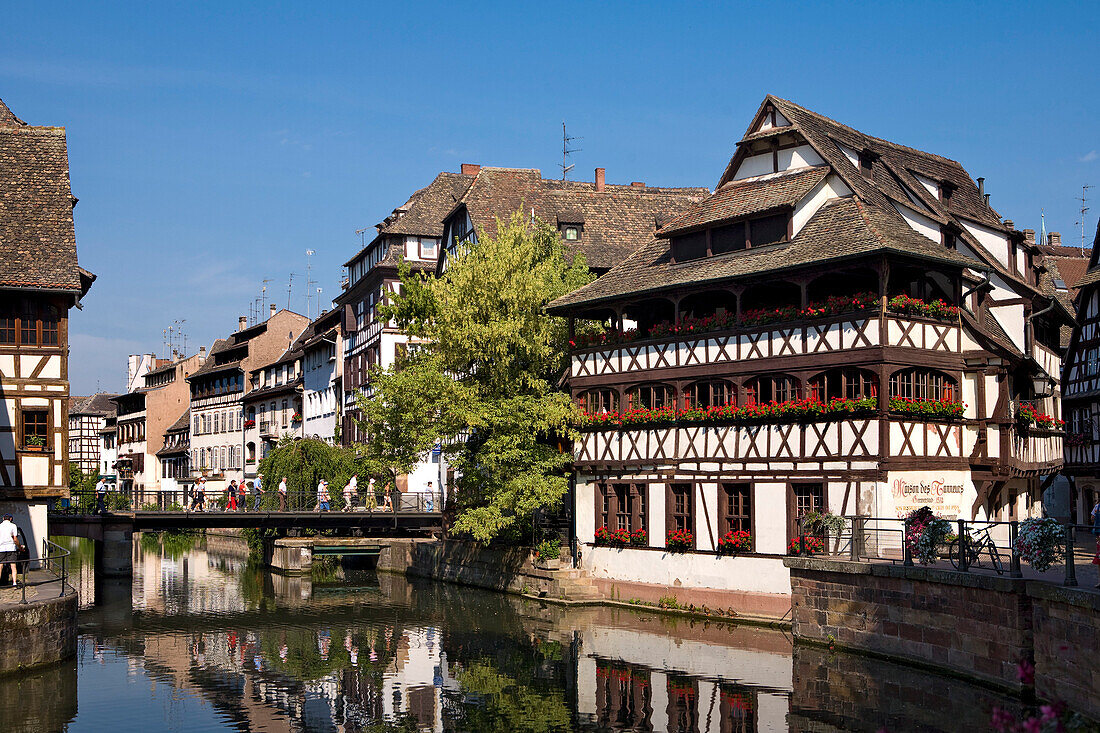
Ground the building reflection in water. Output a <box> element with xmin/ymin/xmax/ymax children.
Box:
<box><xmin>34</xmin><ymin>534</ymin><xmax>1039</xmax><ymax>732</ymax></box>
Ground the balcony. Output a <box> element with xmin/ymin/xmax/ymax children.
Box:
<box><xmin>259</xmin><ymin>421</ymin><xmax>279</xmax><ymax>438</ymax></box>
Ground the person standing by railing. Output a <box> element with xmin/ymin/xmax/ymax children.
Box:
<box><xmin>278</xmin><ymin>477</ymin><xmax>288</xmax><ymax>512</ymax></box>
<box><xmin>252</xmin><ymin>479</ymin><xmax>264</xmax><ymax>511</ymax></box>
<box><xmin>191</xmin><ymin>478</ymin><xmax>207</xmax><ymax>512</ymax></box>
<box><xmin>0</xmin><ymin>514</ymin><xmax>20</xmax><ymax>586</ymax></box>
<box><xmin>237</xmin><ymin>481</ymin><xmax>247</xmax><ymax>512</ymax></box>
<box><xmin>95</xmin><ymin>477</ymin><xmax>108</xmax><ymax>515</ymax></box>
<box><xmin>317</xmin><ymin>479</ymin><xmax>331</xmax><ymax>512</ymax></box>
<box><xmin>227</xmin><ymin>481</ymin><xmax>238</xmax><ymax>512</ymax></box>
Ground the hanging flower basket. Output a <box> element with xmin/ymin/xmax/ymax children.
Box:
<box><xmin>904</xmin><ymin>506</ymin><xmax>953</xmax><ymax>564</ymax></box>
<box><xmin>1013</xmin><ymin>517</ymin><xmax>1065</xmax><ymax>572</ymax></box>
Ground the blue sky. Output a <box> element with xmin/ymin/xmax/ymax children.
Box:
<box><xmin>3</xmin><ymin>1</ymin><xmax>1098</xmax><ymax>394</ymax></box>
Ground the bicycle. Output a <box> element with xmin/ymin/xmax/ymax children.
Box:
<box><xmin>949</xmin><ymin>526</ymin><xmax>1004</xmax><ymax>575</ymax></box>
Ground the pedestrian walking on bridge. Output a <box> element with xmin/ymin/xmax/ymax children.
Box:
<box><xmin>317</xmin><ymin>479</ymin><xmax>331</xmax><ymax>512</ymax></box>
<box><xmin>278</xmin><ymin>477</ymin><xmax>288</xmax><ymax>512</ymax></box>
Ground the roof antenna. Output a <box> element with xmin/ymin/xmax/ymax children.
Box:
<box><xmin>560</xmin><ymin>121</ymin><xmax>581</xmax><ymax>180</ymax></box>
<box><xmin>1076</xmin><ymin>184</ymin><xmax>1091</xmax><ymax>255</ymax></box>
<box><xmin>287</xmin><ymin>273</ymin><xmax>295</xmax><ymax>310</ymax></box>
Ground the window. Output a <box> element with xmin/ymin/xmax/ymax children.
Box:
<box><xmin>562</xmin><ymin>225</ymin><xmax>580</xmax><ymax>241</ymax></box>
<box><xmin>749</xmin><ymin>212</ymin><xmax>788</xmax><ymax>247</ymax></box>
<box><xmin>213</xmin><ymin>413</ymin><xmax>220</xmax><ymax>433</ymax></box>
<box><xmin>889</xmin><ymin>368</ymin><xmax>957</xmax><ymax>402</ymax></box>
<box><xmin>579</xmin><ymin>388</ymin><xmax>619</xmax><ymax>414</ymax></box>
<box><xmin>686</xmin><ymin>380</ymin><xmax>734</xmax><ymax>409</ymax></box>
<box><xmin>597</xmin><ymin>483</ymin><xmax>647</xmax><ymax>534</ymax></box>
<box><xmin>744</xmin><ymin>374</ymin><xmax>799</xmax><ymax>405</ymax></box>
<box><xmin>21</xmin><ymin>409</ymin><xmax>48</xmax><ymax>449</ymax></box>
<box><xmin>668</xmin><ymin>483</ymin><xmax>695</xmax><ymax>544</ymax></box>
<box><xmin>722</xmin><ymin>483</ymin><xmax>752</xmax><ymax>538</ymax></box>
<box><xmin>710</xmin><ymin>222</ymin><xmax>746</xmax><ymax>255</ymax></box>
<box><xmin>809</xmin><ymin>368</ymin><xmax>878</xmax><ymax>402</ymax></box>
<box><xmin>41</xmin><ymin>305</ymin><xmax>58</xmax><ymax>345</ymax></box>
<box><xmin>791</xmin><ymin>483</ymin><xmax>824</xmax><ymax>539</ymax></box>
<box><xmin>627</xmin><ymin>383</ymin><xmax>674</xmax><ymax>410</ymax></box>
<box><xmin>282</xmin><ymin>399</ymin><xmax>289</xmax><ymax>427</ymax></box>
<box><xmin>0</xmin><ymin>307</ymin><xmax>14</xmax><ymax>344</ymax></box>
<box><xmin>670</xmin><ymin>231</ymin><xmax>707</xmax><ymax>262</ymax></box>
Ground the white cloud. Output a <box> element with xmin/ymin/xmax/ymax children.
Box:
<box><xmin>1081</xmin><ymin>150</ymin><xmax>1098</xmax><ymax>163</ymax></box>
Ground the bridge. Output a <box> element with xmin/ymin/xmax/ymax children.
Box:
<box><xmin>49</xmin><ymin>508</ymin><xmax>443</xmax><ymax>582</ymax></box>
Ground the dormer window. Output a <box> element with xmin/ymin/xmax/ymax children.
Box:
<box><xmin>670</xmin><ymin>211</ymin><xmax>791</xmax><ymax>263</ymax></box>
<box><xmin>564</xmin><ymin>226</ymin><xmax>579</xmax><ymax>241</ymax></box>
<box><xmin>941</xmin><ymin>181</ymin><xmax>956</xmax><ymax>202</ymax></box>
<box><xmin>858</xmin><ymin>149</ymin><xmax>875</xmax><ymax>177</ymax></box>
<box><xmin>559</xmin><ymin>221</ymin><xmax>583</xmax><ymax>242</ymax></box>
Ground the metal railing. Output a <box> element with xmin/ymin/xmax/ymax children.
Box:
<box><xmin>3</xmin><ymin>539</ymin><xmax>71</xmax><ymax>605</ymax></box>
<box><xmin>794</xmin><ymin>514</ymin><xmax>1095</xmax><ymax>589</ymax></box>
<box><xmin>55</xmin><ymin>486</ymin><xmax>443</xmax><ymax>516</ymax></box>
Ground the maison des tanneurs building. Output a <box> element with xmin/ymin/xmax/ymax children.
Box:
<box><xmin>549</xmin><ymin>96</ymin><xmax>1072</xmax><ymax>613</ymax></box>
<box><xmin>0</xmin><ymin>98</ymin><xmax>95</xmax><ymax>558</ymax></box>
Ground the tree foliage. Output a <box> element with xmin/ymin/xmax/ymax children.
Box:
<box><xmin>357</xmin><ymin>211</ymin><xmax>593</xmax><ymax>543</ymax></box>
<box><xmin>257</xmin><ymin>437</ymin><xmax>363</xmax><ymax>510</ymax></box>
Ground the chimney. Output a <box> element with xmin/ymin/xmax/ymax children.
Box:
<box><xmin>199</xmin><ymin>346</ymin><xmax>206</xmax><ymax>362</ymax></box>
<box><xmin>594</xmin><ymin>168</ymin><xmax>605</xmax><ymax>192</ymax></box>
<box><xmin>630</xmin><ymin>181</ymin><xmax>646</xmax><ymax>188</ymax></box>
<box><xmin>1004</xmin><ymin>219</ymin><xmax>1014</xmax><ymax>230</ymax></box>
<box><xmin>270</xmin><ymin>303</ymin><xmax>278</xmax><ymax>319</ymax></box>
<box><xmin>1023</xmin><ymin>229</ymin><xmax>1035</xmax><ymax>246</ymax></box>
<box><xmin>977</xmin><ymin>177</ymin><xmax>985</xmax><ymax>197</ymax></box>
<box><xmin>239</xmin><ymin>316</ymin><xmax>247</xmax><ymax>332</ymax></box>
<box><xmin>984</xmin><ymin>193</ymin><xmax>991</xmax><ymax>207</ymax></box>
<box><xmin>1048</xmin><ymin>231</ymin><xmax>1062</xmax><ymax>247</ymax></box>
<box><xmin>461</xmin><ymin>163</ymin><xmax>481</xmax><ymax>176</ymax></box>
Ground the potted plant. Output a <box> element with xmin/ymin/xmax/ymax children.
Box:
<box><xmin>717</xmin><ymin>529</ymin><xmax>752</xmax><ymax>555</ymax></box>
<box><xmin>904</xmin><ymin>506</ymin><xmax>952</xmax><ymax>564</ymax></box>
<box><xmin>1013</xmin><ymin>517</ymin><xmax>1065</xmax><ymax>572</ymax></box>
<box><xmin>787</xmin><ymin>536</ymin><xmax>824</xmax><ymax>556</ymax></box>
<box><xmin>25</xmin><ymin>435</ymin><xmax>45</xmax><ymax>451</ymax></box>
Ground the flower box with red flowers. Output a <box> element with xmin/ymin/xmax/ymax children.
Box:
<box><xmin>787</xmin><ymin>535</ymin><xmax>824</xmax><ymax>556</ymax></box>
<box><xmin>886</xmin><ymin>294</ymin><xmax>960</xmax><ymax>321</ymax></box>
<box><xmin>243</xmin><ymin>419</ymin><xmax>256</xmax><ymax>429</ymax></box>
<box><xmin>594</xmin><ymin>526</ymin><xmax>632</xmax><ymax>547</ymax></box>
<box><xmin>1014</xmin><ymin>402</ymin><xmax>1061</xmax><ymax>431</ymax></box>
<box><xmin>888</xmin><ymin>396</ymin><xmax>965</xmax><ymax>421</ymax></box>
<box><xmin>666</xmin><ymin>528</ymin><xmax>694</xmax><ymax>552</ymax></box>
<box><xmin>579</xmin><ymin>396</ymin><xmax>877</xmax><ymax>431</ymax></box>
<box><xmin>1065</xmin><ymin>432</ymin><xmax>1091</xmax><ymax>447</ymax></box>
<box><xmin>628</xmin><ymin>528</ymin><xmax>648</xmax><ymax>547</ymax></box>
<box><xmin>716</xmin><ymin>530</ymin><xmax>752</xmax><ymax>555</ymax></box>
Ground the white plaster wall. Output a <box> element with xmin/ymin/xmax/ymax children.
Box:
<box><xmin>647</xmin><ymin>482</ymin><xmax>665</xmax><ymax>546</ymax></box>
<box><xmin>732</xmin><ymin>153</ymin><xmax>774</xmax><ymax>180</ymax></box>
<box><xmin>792</xmin><ymin>174</ymin><xmax>852</xmax><ymax>235</ymax></box>
<box><xmin>577</xmin><ymin>480</ymin><xmax>596</xmax><ymax>544</ymax></box>
<box><xmin>963</xmin><ymin>220</ymin><xmax>1011</xmax><ymax>270</ymax></box>
<box><xmin>581</xmin><ymin>546</ymin><xmax>791</xmax><ymax>595</ymax></box>
<box><xmin>696</xmin><ymin>483</ymin><xmax>718</xmax><ymax>551</ymax></box>
<box><xmin>836</xmin><ymin>141</ymin><xmax>860</xmax><ymax>168</ymax></box>
<box><xmin>963</xmin><ymin>371</ymin><xmax>980</xmax><ymax>419</ymax></box>
<box><xmin>913</xmin><ymin>173</ymin><xmax>940</xmax><ymax>199</ymax></box>
<box><xmin>893</xmin><ymin>202</ymin><xmax>941</xmax><ymax>242</ymax></box>
<box><xmin>778</xmin><ymin>144</ymin><xmax>824</xmax><ymax>170</ymax></box>
<box><xmin>753</xmin><ymin>482</ymin><xmax>788</xmax><ymax>555</ymax></box>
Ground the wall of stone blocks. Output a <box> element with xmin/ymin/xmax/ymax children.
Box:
<box><xmin>0</xmin><ymin>592</ymin><xmax>77</xmax><ymax>674</ymax></box>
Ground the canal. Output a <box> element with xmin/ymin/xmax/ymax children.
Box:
<box><xmin>6</xmin><ymin>533</ymin><xmax>1036</xmax><ymax>732</ymax></box>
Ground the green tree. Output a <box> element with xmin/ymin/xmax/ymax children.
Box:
<box><xmin>257</xmin><ymin>437</ymin><xmax>363</xmax><ymax>510</ymax></box>
<box><xmin>358</xmin><ymin>211</ymin><xmax>593</xmax><ymax>543</ymax></box>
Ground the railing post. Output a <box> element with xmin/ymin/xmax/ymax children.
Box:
<box><xmin>19</xmin><ymin>562</ymin><xmax>26</xmax><ymax>605</ymax></box>
<box><xmin>1064</xmin><ymin>523</ymin><xmax>1077</xmax><ymax>587</ymax></box>
<box><xmin>60</xmin><ymin>555</ymin><xmax>66</xmax><ymax>597</ymax></box>
<box><xmin>798</xmin><ymin>515</ymin><xmax>806</xmax><ymax>557</ymax></box>
<box><xmin>903</xmin><ymin>518</ymin><xmax>913</xmax><ymax>566</ymax></box>
<box><xmin>1009</xmin><ymin>520</ymin><xmax>1022</xmax><ymax>578</ymax></box>
<box><xmin>957</xmin><ymin>519</ymin><xmax>969</xmax><ymax>572</ymax></box>
<box><xmin>850</xmin><ymin>517</ymin><xmax>862</xmax><ymax>560</ymax></box>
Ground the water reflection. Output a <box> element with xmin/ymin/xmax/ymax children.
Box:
<box><xmin>13</xmin><ymin>534</ymin><xmax>1038</xmax><ymax>732</ymax></box>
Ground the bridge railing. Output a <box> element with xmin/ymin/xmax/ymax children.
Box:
<box><xmin>56</xmin><ymin>486</ymin><xmax>443</xmax><ymax>515</ymax></box>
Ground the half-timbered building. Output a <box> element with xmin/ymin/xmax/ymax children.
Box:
<box><xmin>0</xmin><ymin>97</ymin><xmax>95</xmax><ymax>557</ymax></box>
<box><xmin>549</xmin><ymin>96</ymin><xmax>1072</xmax><ymax>607</ymax></box>
<box><xmin>1061</xmin><ymin>222</ymin><xmax>1100</xmax><ymax>523</ymax></box>
<box><xmin>67</xmin><ymin>393</ymin><xmax>117</xmax><ymax>474</ymax></box>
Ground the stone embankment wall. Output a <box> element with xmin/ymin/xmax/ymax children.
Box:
<box><xmin>0</xmin><ymin>592</ymin><xmax>78</xmax><ymax>674</ymax></box>
<box><xmin>377</xmin><ymin>539</ymin><xmax>595</xmax><ymax>599</ymax></box>
<box><xmin>785</xmin><ymin>557</ymin><xmax>1100</xmax><ymax>721</ymax></box>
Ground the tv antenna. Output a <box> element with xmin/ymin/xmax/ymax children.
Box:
<box><xmin>1076</xmin><ymin>184</ymin><xmax>1091</xmax><ymax>254</ymax></box>
<box><xmin>287</xmin><ymin>273</ymin><xmax>295</xmax><ymax>310</ymax></box>
<box><xmin>305</xmin><ymin>249</ymin><xmax>317</xmax><ymax>319</ymax></box>
<box><xmin>560</xmin><ymin>122</ymin><xmax>581</xmax><ymax>180</ymax></box>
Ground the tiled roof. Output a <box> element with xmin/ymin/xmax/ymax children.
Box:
<box><xmin>451</xmin><ymin>167</ymin><xmax>710</xmax><ymax>270</ymax></box>
<box><xmin>1070</xmin><ymin>223</ymin><xmax>1100</xmax><ymax>290</ymax></box>
<box><xmin>379</xmin><ymin>172</ymin><xmax>474</xmax><ymax>238</ymax></box>
<box><xmin>659</xmin><ymin>167</ymin><xmax>829</xmax><ymax>236</ymax></box>
<box><xmin>550</xmin><ymin>197</ymin><xmax>979</xmax><ymax>311</ymax></box>
<box><xmin>0</xmin><ymin>98</ymin><xmax>87</xmax><ymax>291</ymax></box>
<box><xmin>69</xmin><ymin>392</ymin><xmax>118</xmax><ymax>416</ymax></box>
<box><xmin>165</xmin><ymin>410</ymin><xmax>190</xmax><ymax>433</ymax></box>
